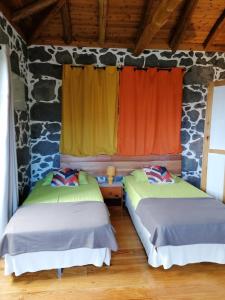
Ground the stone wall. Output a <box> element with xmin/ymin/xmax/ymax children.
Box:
<box><xmin>27</xmin><ymin>46</ymin><xmax>225</xmax><ymax>187</ymax></box>
<box><xmin>26</xmin><ymin>47</ymin><xmax>222</xmax><ymax>186</ymax></box>
<box><xmin>2</xmin><ymin>10</ymin><xmax>224</xmax><ymax>197</ymax></box>
<box><xmin>0</xmin><ymin>13</ymin><xmax>30</xmax><ymax>200</ymax></box>
<box><xmin>1</xmin><ymin>21</ymin><xmax>223</xmax><ymax>190</ymax></box>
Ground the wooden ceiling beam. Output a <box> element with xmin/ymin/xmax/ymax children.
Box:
<box><xmin>12</xmin><ymin>0</ymin><xmax>58</xmax><ymax>22</ymax></box>
<box><xmin>0</xmin><ymin>2</ymin><xmax>26</xmax><ymax>41</ymax></box>
<box><xmin>12</xmin><ymin>0</ymin><xmax>34</xmax><ymax>30</ymax></box>
<box><xmin>98</xmin><ymin>0</ymin><xmax>108</xmax><ymax>45</ymax></box>
<box><xmin>134</xmin><ymin>0</ymin><xmax>182</xmax><ymax>56</ymax></box>
<box><xmin>0</xmin><ymin>2</ymin><xmax>12</xmax><ymax>20</ymax></box>
<box><xmin>203</xmin><ymin>9</ymin><xmax>225</xmax><ymax>49</ymax></box>
<box><xmin>169</xmin><ymin>0</ymin><xmax>198</xmax><ymax>50</ymax></box>
<box><xmin>134</xmin><ymin>0</ymin><xmax>154</xmax><ymax>48</ymax></box>
<box><xmin>29</xmin><ymin>0</ymin><xmax>66</xmax><ymax>44</ymax></box>
<box><xmin>61</xmin><ymin>0</ymin><xmax>72</xmax><ymax>44</ymax></box>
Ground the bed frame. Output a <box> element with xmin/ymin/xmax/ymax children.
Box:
<box><xmin>61</xmin><ymin>154</ymin><xmax>182</xmax><ymax>176</ymax></box>
<box><xmin>60</xmin><ymin>154</ymin><xmax>182</xmax><ymax>274</ymax></box>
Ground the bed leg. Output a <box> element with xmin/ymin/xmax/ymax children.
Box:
<box><xmin>56</xmin><ymin>268</ymin><xmax>63</xmax><ymax>279</ymax></box>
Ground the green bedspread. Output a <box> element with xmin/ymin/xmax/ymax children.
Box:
<box><xmin>123</xmin><ymin>175</ymin><xmax>208</xmax><ymax>209</ymax></box>
<box><xmin>24</xmin><ymin>175</ymin><xmax>103</xmax><ymax>205</ymax></box>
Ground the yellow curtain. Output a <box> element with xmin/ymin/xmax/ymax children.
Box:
<box><xmin>60</xmin><ymin>65</ymin><xmax>119</xmax><ymax>156</ymax></box>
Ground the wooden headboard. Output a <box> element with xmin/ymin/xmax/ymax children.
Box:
<box><xmin>61</xmin><ymin>154</ymin><xmax>181</xmax><ymax>176</ymax></box>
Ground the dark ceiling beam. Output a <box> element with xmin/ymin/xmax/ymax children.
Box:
<box><xmin>29</xmin><ymin>0</ymin><xmax>66</xmax><ymax>44</ymax></box>
<box><xmin>98</xmin><ymin>0</ymin><xmax>108</xmax><ymax>45</ymax></box>
<box><xmin>0</xmin><ymin>2</ymin><xmax>12</xmax><ymax>20</ymax></box>
<box><xmin>134</xmin><ymin>0</ymin><xmax>182</xmax><ymax>55</ymax></box>
<box><xmin>169</xmin><ymin>0</ymin><xmax>198</xmax><ymax>50</ymax></box>
<box><xmin>203</xmin><ymin>9</ymin><xmax>225</xmax><ymax>49</ymax></box>
<box><xmin>0</xmin><ymin>2</ymin><xmax>26</xmax><ymax>40</ymax></box>
<box><xmin>135</xmin><ymin>0</ymin><xmax>154</xmax><ymax>47</ymax></box>
<box><xmin>61</xmin><ymin>0</ymin><xmax>72</xmax><ymax>44</ymax></box>
<box><xmin>12</xmin><ymin>0</ymin><xmax>58</xmax><ymax>22</ymax></box>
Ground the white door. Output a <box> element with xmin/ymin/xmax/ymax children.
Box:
<box><xmin>201</xmin><ymin>81</ymin><xmax>225</xmax><ymax>202</ymax></box>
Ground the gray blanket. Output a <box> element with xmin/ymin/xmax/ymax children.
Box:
<box><xmin>0</xmin><ymin>201</ymin><xmax>118</xmax><ymax>256</ymax></box>
<box><xmin>135</xmin><ymin>197</ymin><xmax>225</xmax><ymax>248</ymax></box>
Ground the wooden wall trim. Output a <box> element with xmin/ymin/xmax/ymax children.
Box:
<box><xmin>61</xmin><ymin>154</ymin><xmax>181</xmax><ymax>176</ymax></box>
<box><xmin>209</xmin><ymin>149</ymin><xmax>225</xmax><ymax>155</ymax></box>
<box><xmin>201</xmin><ymin>81</ymin><xmax>225</xmax><ymax>192</ymax></box>
<box><xmin>201</xmin><ymin>82</ymin><xmax>214</xmax><ymax>191</ymax></box>
<box><xmin>223</xmin><ymin>169</ymin><xmax>225</xmax><ymax>203</ymax></box>
<box><xmin>213</xmin><ymin>80</ymin><xmax>225</xmax><ymax>86</ymax></box>
<box><xmin>61</xmin><ymin>154</ymin><xmax>181</xmax><ymax>162</ymax></box>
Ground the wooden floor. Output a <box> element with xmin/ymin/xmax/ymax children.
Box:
<box><xmin>1</xmin><ymin>207</ymin><xmax>225</xmax><ymax>300</ymax></box>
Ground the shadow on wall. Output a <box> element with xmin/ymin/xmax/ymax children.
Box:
<box><xmin>0</xmin><ymin>15</ymin><xmax>31</xmax><ymax>203</ymax></box>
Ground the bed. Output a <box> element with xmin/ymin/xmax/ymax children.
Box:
<box><xmin>124</xmin><ymin>172</ymin><xmax>225</xmax><ymax>269</ymax></box>
<box><xmin>0</xmin><ymin>172</ymin><xmax>117</xmax><ymax>276</ymax></box>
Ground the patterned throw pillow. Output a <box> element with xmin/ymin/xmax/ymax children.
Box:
<box><xmin>143</xmin><ymin>166</ymin><xmax>174</xmax><ymax>184</ymax></box>
<box><xmin>51</xmin><ymin>168</ymin><xmax>79</xmax><ymax>187</ymax></box>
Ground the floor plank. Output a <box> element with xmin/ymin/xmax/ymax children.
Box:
<box><xmin>1</xmin><ymin>207</ymin><xmax>225</xmax><ymax>300</ymax></box>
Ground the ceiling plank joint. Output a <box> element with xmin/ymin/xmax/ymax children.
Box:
<box><xmin>61</xmin><ymin>0</ymin><xmax>73</xmax><ymax>44</ymax></box>
<box><xmin>12</xmin><ymin>0</ymin><xmax>58</xmax><ymax>22</ymax></box>
<box><xmin>169</xmin><ymin>0</ymin><xmax>198</xmax><ymax>50</ymax></box>
<box><xmin>98</xmin><ymin>0</ymin><xmax>108</xmax><ymax>45</ymax></box>
<box><xmin>134</xmin><ymin>0</ymin><xmax>182</xmax><ymax>56</ymax></box>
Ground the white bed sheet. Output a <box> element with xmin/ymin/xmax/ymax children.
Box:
<box><xmin>4</xmin><ymin>247</ymin><xmax>111</xmax><ymax>276</ymax></box>
<box><xmin>125</xmin><ymin>193</ymin><xmax>225</xmax><ymax>269</ymax></box>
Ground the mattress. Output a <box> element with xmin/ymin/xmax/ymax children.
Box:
<box><xmin>24</xmin><ymin>174</ymin><xmax>103</xmax><ymax>205</ymax></box>
<box><xmin>1</xmin><ymin>174</ymin><xmax>116</xmax><ymax>276</ymax></box>
<box><xmin>123</xmin><ymin>175</ymin><xmax>208</xmax><ymax>209</ymax></box>
<box><xmin>125</xmin><ymin>193</ymin><xmax>225</xmax><ymax>269</ymax></box>
<box><xmin>124</xmin><ymin>175</ymin><xmax>225</xmax><ymax>268</ymax></box>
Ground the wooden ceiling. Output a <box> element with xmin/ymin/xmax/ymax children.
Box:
<box><xmin>1</xmin><ymin>0</ymin><xmax>225</xmax><ymax>54</ymax></box>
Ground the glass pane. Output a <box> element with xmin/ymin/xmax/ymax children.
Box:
<box><xmin>206</xmin><ymin>153</ymin><xmax>225</xmax><ymax>201</ymax></box>
<box><xmin>209</xmin><ymin>85</ymin><xmax>225</xmax><ymax>150</ymax></box>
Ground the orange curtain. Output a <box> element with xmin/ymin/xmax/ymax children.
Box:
<box><xmin>117</xmin><ymin>67</ymin><xmax>183</xmax><ymax>155</ymax></box>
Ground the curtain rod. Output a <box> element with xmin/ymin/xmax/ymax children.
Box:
<box><xmin>70</xmin><ymin>65</ymin><xmax>185</xmax><ymax>72</ymax></box>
